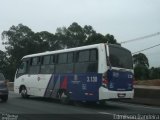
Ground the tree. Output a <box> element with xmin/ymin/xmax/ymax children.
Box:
<box><xmin>1</xmin><ymin>24</ymin><xmax>35</xmax><ymax>81</ymax></box>
<box><xmin>133</xmin><ymin>53</ymin><xmax>149</xmax><ymax>80</ymax></box>
<box><xmin>55</xmin><ymin>22</ymin><xmax>86</xmax><ymax>48</ymax></box>
<box><xmin>85</xmin><ymin>33</ymin><xmax>118</xmax><ymax>45</ymax></box>
<box><xmin>83</xmin><ymin>25</ymin><xmax>96</xmax><ymax>37</ymax></box>
<box><xmin>104</xmin><ymin>34</ymin><xmax>117</xmax><ymax>44</ymax></box>
<box><xmin>34</xmin><ymin>31</ymin><xmax>59</xmax><ymax>51</ymax></box>
<box><xmin>1</xmin><ymin>24</ymin><xmax>57</xmax><ymax>81</ymax></box>
<box><xmin>0</xmin><ymin>51</ymin><xmax>8</xmax><ymax>77</ymax></box>
<box><xmin>2</xmin><ymin>24</ymin><xmax>35</xmax><ymax>63</ymax></box>
<box><xmin>149</xmin><ymin>67</ymin><xmax>160</xmax><ymax>79</ymax></box>
<box><xmin>133</xmin><ymin>53</ymin><xmax>149</xmax><ymax>68</ymax></box>
<box><xmin>134</xmin><ymin>65</ymin><xmax>149</xmax><ymax>80</ymax></box>
<box><xmin>85</xmin><ymin>33</ymin><xmax>104</xmax><ymax>45</ymax></box>
<box><xmin>55</xmin><ymin>22</ymin><xmax>119</xmax><ymax>48</ymax></box>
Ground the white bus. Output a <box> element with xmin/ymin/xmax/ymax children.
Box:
<box><xmin>14</xmin><ymin>43</ymin><xmax>134</xmax><ymax>104</ymax></box>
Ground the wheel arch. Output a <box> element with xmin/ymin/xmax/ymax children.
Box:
<box><xmin>19</xmin><ymin>85</ymin><xmax>26</xmax><ymax>93</ymax></box>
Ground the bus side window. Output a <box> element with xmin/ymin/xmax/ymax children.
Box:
<box><xmin>29</xmin><ymin>57</ymin><xmax>40</xmax><ymax>74</ymax></box>
<box><xmin>18</xmin><ymin>61</ymin><xmax>27</xmax><ymax>74</ymax></box>
<box><xmin>58</xmin><ymin>53</ymin><xmax>67</xmax><ymax>64</ymax></box>
<box><xmin>90</xmin><ymin>49</ymin><xmax>98</xmax><ymax>62</ymax></box>
<box><xmin>32</xmin><ymin>57</ymin><xmax>38</xmax><ymax>65</ymax></box>
<box><xmin>78</xmin><ymin>50</ymin><xmax>89</xmax><ymax>62</ymax></box>
<box><xmin>50</xmin><ymin>55</ymin><xmax>56</xmax><ymax>64</ymax></box>
<box><xmin>43</xmin><ymin>56</ymin><xmax>50</xmax><ymax>65</ymax></box>
<box><xmin>40</xmin><ymin>55</ymin><xmax>55</xmax><ymax>74</ymax></box>
<box><xmin>75</xmin><ymin>50</ymin><xmax>89</xmax><ymax>73</ymax></box>
<box><xmin>67</xmin><ymin>52</ymin><xmax>73</xmax><ymax>63</ymax></box>
<box><xmin>16</xmin><ymin>61</ymin><xmax>28</xmax><ymax>78</ymax></box>
<box><xmin>55</xmin><ymin>53</ymin><xmax>74</xmax><ymax>74</ymax></box>
<box><xmin>55</xmin><ymin>53</ymin><xmax>67</xmax><ymax>73</ymax></box>
<box><xmin>87</xmin><ymin>49</ymin><xmax>98</xmax><ymax>72</ymax></box>
<box><xmin>75</xmin><ymin>49</ymin><xmax>98</xmax><ymax>73</ymax></box>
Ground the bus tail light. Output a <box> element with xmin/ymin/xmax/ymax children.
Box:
<box><xmin>102</xmin><ymin>72</ymin><xmax>109</xmax><ymax>87</ymax></box>
<box><xmin>102</xmin><ymin>77</ymin><xmax>108</xmax><ymax>87</ymax></box>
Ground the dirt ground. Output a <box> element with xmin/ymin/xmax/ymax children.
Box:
<box><xmin>135</xmin><ymin>79</ymin><xmax>160</xmax><ymax>86</ymax></box>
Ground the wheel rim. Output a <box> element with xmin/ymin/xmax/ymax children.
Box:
<box><xmin>61</xmin><ymin>93</ymin><xmax>67</xmax><ymax>99</ymax></box>
<box><xmin>21</xmin><ymin>88</ymin><xmax>27</xmax><ymax>97</ymax></box>
<box><xmin>60</xmin><ymin>91</ymin><xmax>69</xmax><ymax>104</ymax></box>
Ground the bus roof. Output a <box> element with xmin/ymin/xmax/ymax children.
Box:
<box><xmin>23</xmin><ymin>43</ymin><xmax>106</xmax><ymax>59</ymax></box>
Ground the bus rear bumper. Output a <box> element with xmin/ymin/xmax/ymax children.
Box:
<box><xmin>99</xmin><ymin>87</ymin><xmax>134</xmax><ymax>100</ymax></box>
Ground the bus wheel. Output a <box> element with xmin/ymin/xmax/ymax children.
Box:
<box><xmin>59</xmin><ymin>90</ymin><xmax>70</xmax><ymax>104</ymax></box>
<box><xmin>20</xmin><ymin>86</ymin><xmax>29</xmax><ymax>98</ymax></box>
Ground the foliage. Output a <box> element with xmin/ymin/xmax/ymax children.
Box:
<box><xmin>0</xmin><ymin>51</ymin><xmax>9</xmax><ymax>78</ymax></box>
<box><xmin>134</xmin><ymin>65</ymin><xmax>149</xmax><ymax>80</ymax></box>
<box><xmin>133</xmin><ymin>53</ymin><xmax>149</xmax><ymax>68</ymax></box>
<box><xmin>133</xmin><ymin>53</ymin><xmax>160</xmax><ymax>80</ymax></box>
<box><xmin>1</xmin><ymin>22</ymin><xmax>118</xmax><ymax>81</ymax></box>
<box><xmin>149</xmin><ymin>67</ymin><xmax>160</xmax><ymax>79</ymax></box>
<box><xmin>1</xmin><ymin>23</ymin><xmax>160</xmax><ymax>82</ymax></box>
<box><xmin>133</xmin><ymin>53</ymin><xmax>150</xmax><ymax>80</ymax></box>
<box><xmin>55</xmin><ymin>22</ymin><xmax>118</xmax><ymax>48</ymax></box>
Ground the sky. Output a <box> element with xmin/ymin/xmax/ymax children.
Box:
<box><xmin>0</xmin><ymin>0</ymin><xmax>160</xmax><ymax>67</ymax></box>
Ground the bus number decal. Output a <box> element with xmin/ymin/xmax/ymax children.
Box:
<box><xmin>87</xmin><ymin>76</ymin><xmax>98</xmax><ymax>83</ymax></box>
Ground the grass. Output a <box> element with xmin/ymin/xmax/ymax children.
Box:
<box><xmin>135</xmin><ymin>79</ymin><xmax>160</xmax><ymax>86</ymax></box>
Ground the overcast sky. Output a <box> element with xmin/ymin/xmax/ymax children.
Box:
<box><xmin>0</xmin><ymin>0</ymin><xmax>160</xmax><ymax>67</ymax></box>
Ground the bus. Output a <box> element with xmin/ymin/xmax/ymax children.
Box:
<box><xmin>14</xmin><ymin>43</ymin><xmax>134</xmax><ymax>104</ymax></box>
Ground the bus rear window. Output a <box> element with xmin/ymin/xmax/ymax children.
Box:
<box><xmin>109</xmin><ymin>45</ymin><xmax>133</xmax><ymax>69</ymax></box>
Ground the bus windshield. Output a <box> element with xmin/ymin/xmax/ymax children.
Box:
<box><xmin>109</xmin><ymin>45</ymin><xmax>133</xmax><ymax>69</ymax></box>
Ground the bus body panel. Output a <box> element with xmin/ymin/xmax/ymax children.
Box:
<box><xmin>14</xmin><ymin>74</ymin><xmax>51</xmax><ymax>97</ymax></box>
<box><xmin>97</xmin><ymin>44</ymin><xmax>108</xmax><ymax>74</ymax></box>
<box><xmin>99</xmin><ymin>87</ymin><xmax>134</xmax><ymax>100</ymax></box>
<box><xmin>107</xmin><ymin>69</ymin><xmax>134</xmax><ymax>91</ymax></box>
<box><xmin>44</xmin><ymin>73</ymin><xmax>102</xmax><ymax>101</ymax></box>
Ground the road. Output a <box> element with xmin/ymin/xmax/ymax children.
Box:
<box><xmin>0</xmin><ymin>91</ymin><xmax>160</xmax><ymax>120</ymax></box>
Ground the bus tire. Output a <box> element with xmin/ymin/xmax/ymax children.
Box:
<box><xmin>58</xmin><ymin>90</ymin><xmax>70</xmax><ymax>104</ymax></box>
<box><xmin>20</xmin><ymin>86</ymin><xmax>29</xmax><ymax>99</ymax></box>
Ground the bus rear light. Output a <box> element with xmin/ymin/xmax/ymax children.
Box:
<box><xmin>102</xmin><ymin>72</ymin><xmax>109</xmax><ymax>87</ymax></box>
<box><xmin>102</xmin><ymin>78</ymin><xmax>108</xmax><ymax>87</ymax></box>
<box><xmin>102</xmin><ymin>79</ymin><xmax>108</xmax><ymax>84</ymax></box>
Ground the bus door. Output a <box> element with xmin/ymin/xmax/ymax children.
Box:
<box><xmin>15</xmin><ymin>59</ymin><xmax>30</xmax><ymax>94</ymax></box>
<box><xmin>27</xmin><ymin>57</ymin><xmax>41</xmax><ymax>96</ymax></box>
<box><xmin>35</xmin><ymin>55</ymin><xmax>54</xmax><ymax>97</ymax></box>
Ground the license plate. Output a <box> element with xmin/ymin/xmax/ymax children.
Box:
<box><xmin>117</xmin><ymin>93</ymin><xmax>126</xmax><ymax>98</ymax></box>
